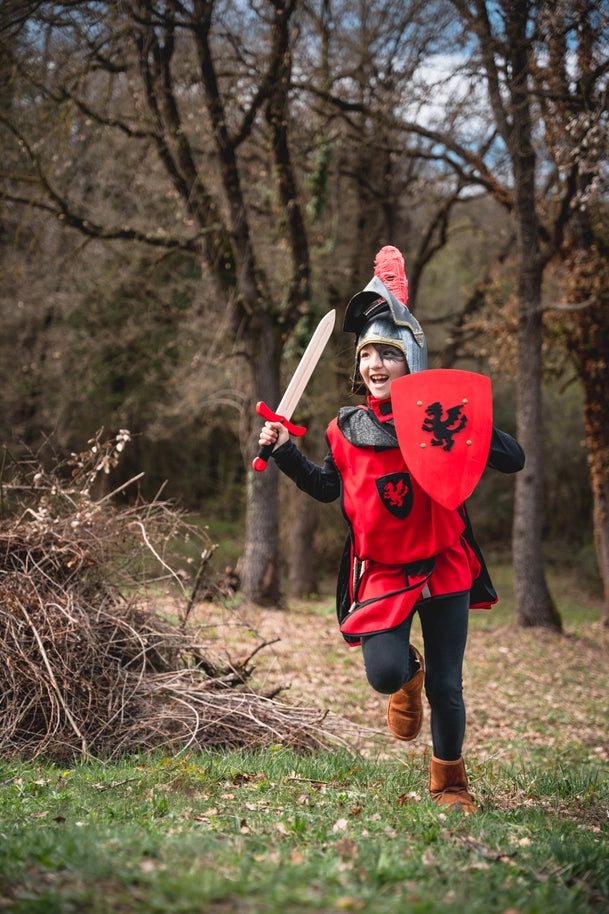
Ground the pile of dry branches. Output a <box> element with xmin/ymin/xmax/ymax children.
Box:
<box><xmin>0</xmin><ymin>432</ymin><xmax>333</xmax><ymax>761</ymax></box>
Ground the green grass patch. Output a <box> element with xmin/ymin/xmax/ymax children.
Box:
<box><xmin>1</xmin><ymin>749</ymin><xmax>607</xmax><ymax>913</ymax></box>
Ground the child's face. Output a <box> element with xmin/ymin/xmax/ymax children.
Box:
<box><xmin>358</xmin><ymin>343</ymin><xmax>408</xmax><ymax>400</ymax></box>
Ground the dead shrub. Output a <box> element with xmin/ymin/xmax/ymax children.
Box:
<box><xmin>0</xmin><ymin>431</ymin><xmax>333</xmax><ymax>761</ymax></box>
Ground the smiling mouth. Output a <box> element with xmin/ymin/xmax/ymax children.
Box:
<box><xmin>370</xmin><ymin>375</ymin><xmax>389</xmax><ymax>384</ymax></box>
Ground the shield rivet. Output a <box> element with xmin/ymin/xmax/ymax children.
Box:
<box><xmin>466</xmin><ymin>440</ymin><xmax>472</xmax><ymax>446</ymax></box>
<box><xmin>420</xmin><ymin>442</ymin><xmax>426</xmax><ymax>448</ymax></box>
<box><xmin>462</xmin><ymin>398</ymin><xmax>468</xmax><ymax>404</ymax></box>
<box><xmin>417</xmin><ymin>400</ymin><xmax>423</xmax><ymax>407</ymax></box>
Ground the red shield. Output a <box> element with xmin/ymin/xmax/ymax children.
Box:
<box><xmin>391</xmin><ymin>370</ymin><xmax>493</xmax><ymax>510</ymax></box>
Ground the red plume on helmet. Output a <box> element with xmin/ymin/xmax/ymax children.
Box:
<box><xmin>374</xmin><ymin>245</ymin><xmax>408</xmax><ymax>306</ymax></box>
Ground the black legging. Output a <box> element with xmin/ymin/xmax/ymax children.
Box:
<box><xmin>360</xmin><ymin>592</ymin><xmax>470</xmax><ymax>761</ymax></box>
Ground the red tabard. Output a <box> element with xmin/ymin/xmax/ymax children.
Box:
<box><xmin>327</xmin><ymin>416</ymin><xmax>481</xmax><ymax>638</ymax></box>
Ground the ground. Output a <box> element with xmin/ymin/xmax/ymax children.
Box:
<box><xmin>195</xmin><ymin>584</ymin><xmax>609</xmax><ymax>767</ymax></box>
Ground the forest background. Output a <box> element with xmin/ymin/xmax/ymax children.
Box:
<box><xmin>1</xmin><ymin>0</ymin><xmax>608</xmax><ymax>631</ymax></box>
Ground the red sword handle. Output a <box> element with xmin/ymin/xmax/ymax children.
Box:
<box><xmin>252</xmin><ymin>401</ymin><xmax>307</xmax><ymax>472</ymax></box>
<box><xmin>256</xmin><ymin>401</ymin><xmax>307</xmax><ymax>435</ymax></box>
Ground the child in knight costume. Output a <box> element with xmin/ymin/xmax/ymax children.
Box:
<box><xmin>258</xmin><ymin>246</ymin><xmax>524</xmax><ymax>813</ymax></box>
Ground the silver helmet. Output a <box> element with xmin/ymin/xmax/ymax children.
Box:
<box><xmin>344</xmin><ymin>275</ymin><xmax>427</xmax><ymax>392</ymax></box>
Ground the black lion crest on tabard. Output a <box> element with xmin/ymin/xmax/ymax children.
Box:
<box><xmin>377</xmin><ymin>473</ymin><xmax>413</xmax><ymax>519</ymax></box>
<box><xmin>422</xmin><ymin>402</ymin><xmax>467</xmax><ymax>451</ymax></box>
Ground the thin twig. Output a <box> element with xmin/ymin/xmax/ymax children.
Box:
<box><xmin>95</xmin><ymin>472</ymin><xmax>145</xmax><ymax>505</ymax></box>
<box><xmin>183</xmin><ymin>545</ymin><xmax>218</xmax><ymax>624</ymax></box>
<box><xmin>18</xmin><ymin>599</ymin><xmax>91</xmax><ymax>760</ymax></box>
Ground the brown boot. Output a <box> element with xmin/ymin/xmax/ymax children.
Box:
<box><xmin>429</xmin><ymin>756</ymin><xmax>476</xmax><ymax>814</ymax></box>
<box><xmin>387</xmin><ymin>645</ymin><xmax>424</xmax><ymax>741</ymax></box>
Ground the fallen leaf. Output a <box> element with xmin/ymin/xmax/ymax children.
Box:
<box><xmin>334</xmin><ymin>838</ymin><xmax>358</xmax><ymax>859</ymax></box>
<box><xmin>335</xmin><ymin>897</ymin><xmax>363</xmax><ymax>910</ymax></box>
<box><xmin>422</xmin><ymin>848</ymin><xmax>438</xmax><ymax>867</ymax></box>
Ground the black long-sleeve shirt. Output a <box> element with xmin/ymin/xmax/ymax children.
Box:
<box><xmin>272</xmin><ymin>425</ymin><xmax>524</xmax><ymax>503</ymax></box>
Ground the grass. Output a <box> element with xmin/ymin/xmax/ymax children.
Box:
<box><xmin>0</xmin><ymin>749</ymin><xmax>607</xmax><ymax>913</ymax></box>
<box><xmin>1</xmin><ymin>564</ymin><xmax>607</xmax><ymax>913</ymax></box>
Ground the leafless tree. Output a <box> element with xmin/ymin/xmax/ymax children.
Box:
<box><xmin>533</xmin><ymin>0</ymin><xmax>609</xmax><ymax>625</ymax></box>
<box><xmin>1</xmin><ymin>0</ymin><xmax>314</xmax><ymax>604</ymax></box>
<box><xmin>408</xmin><ymin>0</ymin><xmax>609</xmax><ymax>628</ymax></box>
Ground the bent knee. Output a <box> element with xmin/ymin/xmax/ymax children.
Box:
<box><xmin>365</xmin><ymin>666</ymin><xmax>407</xmax><ymax>695</ymax></box>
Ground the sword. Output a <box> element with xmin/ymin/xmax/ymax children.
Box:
<box><xmin>252</xmin><ymin>309</ymin><xmax>336</xmax><ymax>471</ymax></box>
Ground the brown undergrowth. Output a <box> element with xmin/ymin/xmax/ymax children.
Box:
<box><xmin>0</xmin><ymin>434</ymin><xmax>336</xmax><ymax>761</ymax></box>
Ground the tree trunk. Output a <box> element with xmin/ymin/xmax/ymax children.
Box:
<box><xmin>288</xmin><ymin>486</ymin><xmax>320</xmax><ymax>597</ymax></box>
<box><xmin>595</xmin><ymin>482</ymin><xmax>609</xmax><ymax>627</ymax></box>
<box><xmin>241</xmin><ymin>460</ymin><xmax>281</xmax><ymax>606</ymax></box>
<box><xmin>448</xmin><ymin>0</ymin><xmax>561</xmax><ymax>629</ymax></box>
<box><xmin>239</xmin><ymin>319</ymin><xmax>283</xmax><ymax>606</ymax></box>
<box><xmin>563</xmin><ymin>239</ymin><xmax>609</xmax><ymax>627</ymax></box>
<box><xmin>511</xmin><ymin>281</ymin><xmax>561</xmax><ymax>629</ymax></box>
<box><xmin>507</xmin><ymin>0</ymin><xmax>561</xmax><ymax>631</ymax></box>
<box><xmin>286</xmin><ymin>408</ymin><xmax>327</xmax><ymax>597</ymax></box>
<box><xmin>511</xmin><ymin>216</ymin><xmax>560</xmax><ymax>629</ymax></box>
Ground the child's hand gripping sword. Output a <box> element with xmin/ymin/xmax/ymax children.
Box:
<box><xmin>252</xmin><ymin>309</ymin><xmax>336</xmax><ymax>471</ymax></box>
